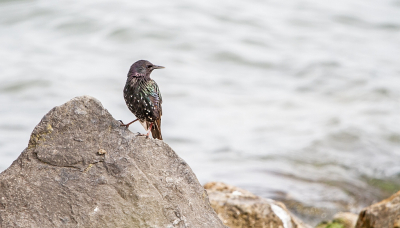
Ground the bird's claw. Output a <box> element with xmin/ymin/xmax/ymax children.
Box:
<box><xmin>118</xmin><ymin>120</ymin><xmax>129</xmax><ymax>128</ymax></box>
<box><xmin>136</xmin><ymin>132</ymin><xmax>149</xmax><ymax>138</ymax></box>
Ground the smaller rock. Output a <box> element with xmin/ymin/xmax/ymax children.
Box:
<box><xmin>356</xmin><ymin>190</ymin><xmax>400</xmax><ymax>228</ymax></box>
<box><xmin>333</xmin><ymin>212</ymin><xmax>357</xmax><ymax>228</ymax></box>
<box><xmin>394</xmin><ymin>217</ymin><xmax>400</xmax><ymax>228</ymax></box>
<box><xmin>204</xmin><ymin>182</ymin><xmax>311</xmax><ymax>228</ymax></box>
<box><xmin>316</xmin><ymin>212</ymin><xmax>357</xmax><ymax>228</ymax></box>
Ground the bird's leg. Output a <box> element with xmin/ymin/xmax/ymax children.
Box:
<box><xmin>145</xmin><ymin>123</ymin><xmax>153</xmax><ymax>138</ymax></box>
<box><xmin>119</xmin><ymin>119</ymin><xmax>138</xmax><ymax>128</ymax></box>
<box><xmin>135</xmin><ymin>123</ymin><xmax>153</xmax><ymax>138</ymax></box>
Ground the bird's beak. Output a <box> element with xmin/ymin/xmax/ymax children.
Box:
<box><xmin>153</xmin><ymin>65</ymin><xmax>165</xmax><ymax>69</ymax></box>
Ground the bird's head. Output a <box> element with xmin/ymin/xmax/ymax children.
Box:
<box><xmin>128</xmin><ymin>60</ymin><xmax>164</xmax><ymax>79</ymax></box>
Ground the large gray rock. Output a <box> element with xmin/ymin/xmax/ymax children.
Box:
<box><xmin>0</xmin><ymin>96</ymin><xmax>226</xmax><ymax>228</ymax></box>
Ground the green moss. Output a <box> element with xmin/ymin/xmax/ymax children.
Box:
<box><xmin>366</xmin><ymin>177</ymin><xmax>400</xmax><ymax>195</ymax></box>
<box><xmin>326</xmin><ymin>223</ymin><xmax>345</xmax><ymax>228</ymax></box>
<box><xmin>315</xmin><ymin>221</ymin><xmax>345</xmax><ymax>228</ymax></box>
<box><xmin>315</xmin><ymin>221</ymin><xmax>328</xmax><ymax>228</ymax></box>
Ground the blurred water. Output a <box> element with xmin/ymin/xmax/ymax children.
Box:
<box><xmin>1</xmin><ymin>0</ymin><xmax>400</xmax><ymax>224</ymax></box>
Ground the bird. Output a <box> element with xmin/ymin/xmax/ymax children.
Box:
<box><xmin>119</xmin><ymin>60</ymin><xmax>164</xmax><ymax>140</ymax></box>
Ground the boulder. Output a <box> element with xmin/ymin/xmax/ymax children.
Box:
<box><xmin>0</xmin><ymin>96</ymin><xmax>226</xmax><ymax>228</ymax></box>
<box><xmin>356</xmin><ymin>190</ymin><xmax>400</xmax><ymax>228</ymax></box>
<box><xmin>204</xmin><ymin>182</ymin><xmax>311</xmax><ymax>228</ymax></box>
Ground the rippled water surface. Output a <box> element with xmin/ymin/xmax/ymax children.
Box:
<box><xmin>1</xmin><ymin>0</ymin><xmax>400</xmax><ymax>224</ymax></box>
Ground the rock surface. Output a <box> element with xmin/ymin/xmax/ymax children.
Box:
<box><xmin>316</xmin><ymin>212</ymin><xmax>358</xmax><ymax>228</ymax></box>
<box><xmin>333</xmin><ymin>212</ymin><xmax>358</xmax><ymax>228</ymax></box>
<box><xmin>204</xmin><ymin>182</ymin><xmax>311</xmax><ymax>228</ymax></box>
<box><xmin>0</xmin><ymin>96</ymin><xmax>226</xmax><ymax>228</ymax></box>
<box><xmin>356</xmin><ymin>190</ymin><xmax>400</xmax><ymax>228</ymax></box>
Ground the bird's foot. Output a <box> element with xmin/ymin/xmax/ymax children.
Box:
<box><xmin>118</xmin><ymin>120</ymin><xmax>129</xmax><ymax>128</ymax></box>
<box><xmin>136</xmin><ymin>132</ymin><xmax>149</xmax><ymax>138</ymax></box>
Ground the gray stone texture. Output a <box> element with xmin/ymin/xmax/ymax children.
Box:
<box><xmin>0</xmin><ymin>96</ymin><xmax>226</xmax><ymax>228</ymax></box>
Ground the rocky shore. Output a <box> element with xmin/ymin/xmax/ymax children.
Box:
<box><xmin>0</xmin><ymin>96</ymin><xmax>398</xmax><ymax>228</ymax></box>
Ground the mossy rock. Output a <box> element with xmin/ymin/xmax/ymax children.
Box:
<box><xmin>315</xmin><ymin>221</ymin><xmax>345</xmax><ymax>228</ymax></box>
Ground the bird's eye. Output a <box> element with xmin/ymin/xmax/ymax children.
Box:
<box><xmin>147</xmin><ymin>65</ymin><xmax>153</xmax><ymax>69</ymax></box>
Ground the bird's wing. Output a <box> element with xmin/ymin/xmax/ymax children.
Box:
<box><xmin>138</xmin><ymin>80</ymin><xmax>161</xmax><ymax>139</ymax></box>
<box><xmin>144</xmin><ymin>80</ymin><xmax>162</xmax><ymax>119</ymax></box>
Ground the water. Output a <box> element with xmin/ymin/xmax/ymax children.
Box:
<box><xmin>1</xmin><ymin>0</ymin><xmax>400</xmax><ymax>225</ymax></box>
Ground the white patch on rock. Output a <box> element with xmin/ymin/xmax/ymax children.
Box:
<box><xmin>271</xmin><ymin>204</ymin><xmax>292</xmax><ymax>228</ymax></box>
<box><xmin>232</xmin><ymin>191</ymin><xmax>242</xmax><ymax>196</ymax></box>
<box><xmin>74</xmin><ymin>107</ymin><xmax>87</xmax><ymax>115</ymax></box>
<box><xmin>173</xmin><ymin>219</ymin><xmax>180</xmax><ymax>225</ymax></box>
<box><xmin>94</xmin><ymin>206</ymin><xmax>99</xmax><ymax>212</ymax></box>
<box><xmin>166</xmin><ymin>177</ymin><xmax>174</xmax><ymax>183</ymax></box>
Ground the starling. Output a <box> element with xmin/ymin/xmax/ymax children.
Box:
<box><xmin>120</xmin><ymin>60</ymin><xmax>164</xmax><ymax>140</ymax></box>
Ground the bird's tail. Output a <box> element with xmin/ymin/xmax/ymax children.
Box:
<box><xmin>151</xmin><ymin>119</ymin><xmax>162</xmax><ymax>140</ymax></box>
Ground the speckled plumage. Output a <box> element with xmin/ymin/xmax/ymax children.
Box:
<box><xmin>121</xmin><ymin>60</ymin><xmax>164</xmax><ymax>140</ymax></box>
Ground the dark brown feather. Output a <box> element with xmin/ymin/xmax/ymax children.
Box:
<box><xmin>151</xmin><ymin>119</ymin><xmax>162</xmax><ymax>140</ymax></box>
